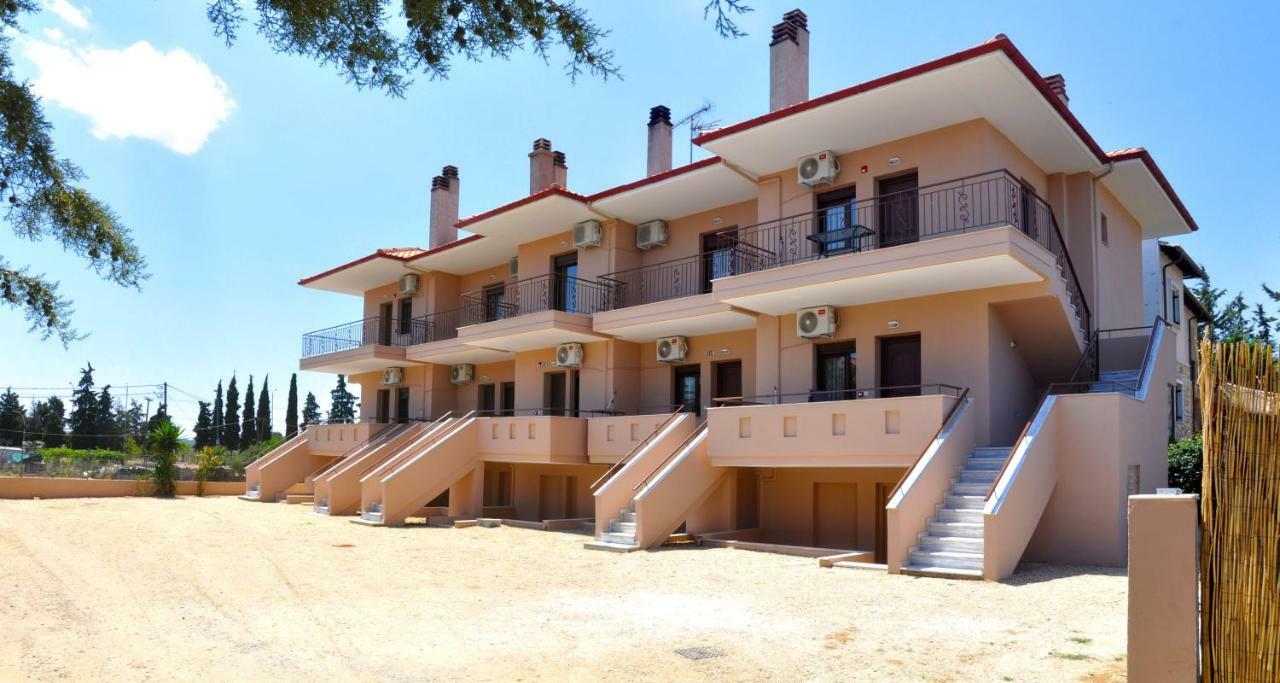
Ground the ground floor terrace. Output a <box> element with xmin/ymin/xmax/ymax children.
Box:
<box><xmin>0</xmin><ymin>496</ymin><xmax>1128</xmax><ymax>682</ymax></box>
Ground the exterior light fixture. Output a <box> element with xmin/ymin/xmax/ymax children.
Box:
<box><xmin>888</xmin><ymin>156</ymin><xmax>901</xmax><ymax>166</ymax></box>
<box><xmin>859</xmin><ymin>164</ymin><xmax>869</xmax><ymax>174</ymax></box>
<box><xmin>713</xmin><ymin>216</ymin><xmax>723</xmax><ymax>225</ymax></box>
<box><xmin>887</xmin><ymin>320</ymin><xmax>901</xmax><ymax>329</ymax></box>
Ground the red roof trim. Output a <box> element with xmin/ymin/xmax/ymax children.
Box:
<box><xmin>297</xmin><ymin>234</ymin><xmax>484</xmax><ymax>286</ymax></box>
<box><xmin>455</xmin><ymin>186</ymin><xmax>588</xmax><ymax>229</ymax></box>
<box><xmin>1107</xmin><ymin>148</ymin><xmax>1199</xmax><ymax>232</ymax></box>
<box><xmin>588</xmin><ymin>156</ymin><xmax>723</xmax><ymax>202</ymax></box>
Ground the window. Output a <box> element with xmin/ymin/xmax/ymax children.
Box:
<box><xmin>398</xmin><ymin>297</ymin><xmax>412</xmax><ymax>335</ymax></box>
<box><xmin>1100</xmin><ymin>213</ymin><xmax>1109</xmax><ymax>246</ymax></box>
<box><xmin>814</xmin><ymin>341</ymin><xmax>856</xmax><ymax>401</ymax></box>
<box><xmin>1171</xmin><ymin>288</ymin><xmax>1182</xmax><ymax>325</ymax></box>
<box><xmin>1175</xmin><ymin>384</ymin><xmax>1185</xmax><ymax>422</ymax></box>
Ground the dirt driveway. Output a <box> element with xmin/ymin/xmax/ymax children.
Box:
<box><xmin>0</xmin><ymin>496</ymin><xmax>1127</xmax><ymax>681</ymax></box>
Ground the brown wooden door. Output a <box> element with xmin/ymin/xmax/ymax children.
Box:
<box><xmin>673</xmin><ymin>364</ymin><xmax>701</xmax><ymax>415</ymax></box>
<box><xmin>396</xmin><ymin>387</ymin><xmax>410</xmax><ymax>423</ymax></box>
<box><xmin>713</xmin><ymin>360</ymin><xmax>743</xmax><ymax>404</ymax></box>
<box><xmin>478</xmin><ymin>384</ymin><xmax>496</xmax><ymax>415</ymax></box>
<box><xmin>376</xmin><ymin>389</ymin><xmax>390</xmax><ymax>424</ymax></box>
<box><xmin>378</xmin><ymin>302</ymin><xmax>394</xmax><ymax>345</ymax></box>
<box><xmin>539</xmin><ymin>475</ymin><xmax>567</xmax><ymax>520</ymax></box>
<box><xmin>813</xmin><ymin>482</ymin><xmax>858</xmax><ymax>550</ymax></box>
<box><xmin>736</xmin><ymin>469</ymin><xmax>759</xmax><ymax>529</ymax></box>
<box><xmin>544</xmin><ymin>372</ymin><xmax>566</xmax><ymax>416</ymax></box>
<box><xmin>877</xmin><ymin>173</ymin><xmax>919</xmax><ymax>247</ymax></box>
<box><xmin>879</xmin><ymin>335</ymin><xmax>921</xmax><ymax>398</ymax></box>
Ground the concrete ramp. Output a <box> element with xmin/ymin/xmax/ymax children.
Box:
<box><xmin>360</xmin><ymin>417</ymin><xmax>479</xmax><ymax>527</ymax></box>
<box><xmin>242</xmin><ymin>432</ymin><xmax>322</xmax><ymax>502</ymax></box>
<box><xmin>313</xmin><ymin>420</ymin><xmax>443</xmax><ymax>516</ymax></box>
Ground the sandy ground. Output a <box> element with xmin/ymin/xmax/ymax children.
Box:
<box><xmin>0</xmin><ymin>496</ymin><xmax>1127</xmax><ymax>682</ymax></box>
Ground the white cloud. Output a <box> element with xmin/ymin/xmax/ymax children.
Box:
<box><xmin>45</xmin><ymin>0</ymin><xmax>90</xmax><ymax>29</ymax></box>
<box><xmin>41</xmin><ymin>27</ymin><xmax>65</xmax><ymax>42</ymax></box>
<box><xmin>22</xmin><ymin>39</ymin><xmax>236</xmax><ymax>155</ymax></box>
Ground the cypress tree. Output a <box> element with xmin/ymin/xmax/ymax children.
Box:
<box><xmin>193</xmin><ymin>401</ymin><xmax>214</xmax><ymax>449</ymax></box>
<box><xmin>68</xmin><ymin>364</ymin><xmax>98</xmax><ymax>450</ymax></box>
<box><xmin>212</xmin><ymin>380</ymin><xmax>223</xmax><ymax>447</ymax></box>
<box><xmin>256</xmin><ymin>375</ymin><xmax>271</xmax><ymax>441</ymax></box>
<box><xmin>95</xmin><ymin>386</ymin><xmax>118</xmax><ymax>450</ymax></box>
<box><xmin>0</xmin><ymin>388</ymin><xmax>24</xmax><ymax>447</ymax></box>
<box><xmin>329</xmin><ymin>375</ymin><xmax>356</xmax><ymax>423</ymax></box>
<box><xmin>241</xmin><ymin>375</ymin><xmax>256</xmax><ymax>447</ymax></box>
<box><xmin>223</xmin><ymin>375</ymin><xmax>240</xmax><ymax>451</ymax></box>
<box><xmin>302</xmin><ymin>392</ymin><xmax>322</xmax><ymax>426</ymax></box>
<box><xmin>285</xmin><ymin>374</ymin><xmax>299</xmax><ymax>437</ymax></box>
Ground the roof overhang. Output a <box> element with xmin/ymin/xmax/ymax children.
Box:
<box><xmin>1158</xmin><ymin>241</ymin><xmax>1206</xmax><ymax>279</ymax></box>
<box><xmin>592</xmin><ymin>294</ymin><xmax>757</xmax><ymax>342</ymax></box>
<box><xmin>298</xmin><ymin>250</ymin><xmax>421</xmax><ymax>295</ymax></box>
<box><xmin>1102</xmin><ymin>153</ymin><xmax>1197</xmax><ymax>238</ymax></box>
<box><xmin>405</xmin><ymin>234</ymin><xmax>515</xmax><ymax>276</ymax></box>
<box><xmin>455</xmin><ymin>187</ymin><xmax>601</xmax><ymax>243</ymax></box>
<box><xmin>589</xmin><ymin>158</ymin><xmax>758</xmax><ymax>223</ymax></box>
<box><xmin>695</xmin><ymin>41</ymin><xmax>1101</xmax><ymax>178</ymax></box>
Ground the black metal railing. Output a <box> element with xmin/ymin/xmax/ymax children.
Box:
<box><xmin>710</xmin><ymin>384</ymin><xmax>965</xmax><ymax>406</ymax></box>
<box><xmin>600</xmin><ymin>169</ymin><xmax>1091</xmax><ymax>336</ymax></box>
<box><xmin>460</xmin><ymin>273</ymin><xmax>615</xmax><ymax>325</ymax></box>
<box><xmin>301</xmin><ymin>316</ymin><xmax>428</xmax><ymax>357</ymax></box>
<box><xmin>414</xmin><ymin>308</ymin><xmax>465</xmax><ymax>344</ymax></box>
<box><xmin>600</xmin><ymin>242</ymin><xmax>775</xmax><ymax>309</ymax></box>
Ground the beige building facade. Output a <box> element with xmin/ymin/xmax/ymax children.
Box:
<box><xmin>247</xmin><ymin>11</ymin><xmax>1200</xmax><ymax>580</ymax></box>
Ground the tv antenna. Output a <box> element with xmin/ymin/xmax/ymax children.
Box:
<box><xmin>675</xmin><ymin>102</ymin><xmax>720</xmax><ymax>164</ymax></box>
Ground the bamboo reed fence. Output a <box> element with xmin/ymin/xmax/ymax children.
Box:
<box><xmin>1200</xmin><ymin>339</ymin><xmax>1280</xmax><ymax>682</ymax></box>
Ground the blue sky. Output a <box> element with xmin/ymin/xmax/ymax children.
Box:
<box><xmin>1</xmin><ymin>0</ymin><xmax>1277</xmax><ymax>432</ymax></box>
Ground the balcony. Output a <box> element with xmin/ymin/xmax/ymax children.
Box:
<box><xmin>706</xmin><ymin>385</ymin><xmax>964</xmax><ymax>467</ymax></box>
<box><xmin>594</xmin><ymin>254</ymin><xmax>759</xmax><ymax>341</ymax></box>
<box><xmin>403</xmin><ymin>308</ymin><xmax>516</xmax><ymax>365</ymax></box>
<box><xmin>476</xmin><ymin>414</ymin><xmax>589</xmax><ymax>464</ymax></box>
<box><xmin>299</xmin><ymin>316</ymin><xmax>424</xmax><ymax>373</ymax></box>
<box><xmin>304</xmin><ymin>420</ymin><xmax>390</xmax><ymax>456</ymax></box>
<box><xmin>600</xmin><ymin>169</ymin><xmax>1090</xmax><ymax>338</ymax></box>
<box><xmin>454</xmin><ymin>273</ymin><xmax>614</xmax><ymax>351</ymax></box>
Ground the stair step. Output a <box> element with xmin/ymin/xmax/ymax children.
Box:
<box><xmin>963</xmin><ymin>459</ymin><xmax>1004</xmax><ymax>471</ymax></box>
<box><xmin>619</xmin><ymin>510</ymin><xmax>636</xmax><ymax>522</ymax></box>
<box><xmin>944</xmin><ymin>494</ymin><xmax>986</xmax><ymax>509</ymax></box>
<box><xmin>900</xmin><ymin>565</ymin><xmax>984</xmax><ymax>580</ymax></box>
<box><xmin>313</xmin><ymin>505</ymin><xmax>330</xmax><ymax>516</ymax></box>
<box><xmin>970</xmin><ymin>448</ymin><xmax>1012</xmax><ymax>457</ymax></box>
<box><xmin>584</xmin><ymin>540</ymin><xmax>640</xmax><ymax>553</ymax></box>
<box><xmin>599</xmin><ymin>531</ymin><xmax>636</xmax><ymax>545</ymax></box>
<box><xmin>951</xmin><ymin>482</ymin><xmax>991</xmax><ymax>496</ymax></box>
<box><xmin>937</xmin><ymin>507</ymin><xmax>983</xmax><ymax>523</ymax></box>
<box><xmin>957</xmin><ymin>471</ymin><xmax>998</xmax><ymax>484</ymax></box>
<box><xmin>928</xmin><ymin>521</ymin><xmax>984</xmax><ymax>538</ymax></box>
<box><xmin>609</xmin><ymin>521</ymin><xmax>636</xmax><ymax>533</ymax></box>
<box><xmin>285</xmin><ymin>494</ymin><xmax>314</xmax><ymax>505</ymax></box>
<box><xmin>361</xmin><ymin>510</ymin><xmax>383</xmax><ymax>523</ymax></box>
<box><xmin>918</xmin><ymin>534</ymin><xmax>985</xmax><ymax>552</ymax></box>
<box><xmin>908</xmin><ymin>548</ymin><xmax>983</xmax><ymax>571</ymax></box>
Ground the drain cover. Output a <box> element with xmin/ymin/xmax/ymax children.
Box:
<box><xmin>675</xmin><ymin>647</ymin><xmax>726</xmax><ymax>661</ymax></box>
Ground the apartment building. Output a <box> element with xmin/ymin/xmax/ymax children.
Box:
<box><xmin>1143</xmin><ymin>240</ymin><xmax>1207</xmax><ymax>439</ymax></box>
<box><xmin>245</xmin><ymin>10</ymin><xmax>1198</xmax><ymax>580</ymax></box>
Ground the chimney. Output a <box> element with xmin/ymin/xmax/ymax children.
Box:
<box><xmin>769</xmin><ymin>9</ymin><xmax>809</xmax><ymax>112</ymax></box>
<box><xmin>529</xmin><ymin>138</ymin><xmax>554</xmax><ymax>193</ymax></box>
<box><xmin>429</xmin><ymin>165</ymin><xmax>460</xmax><ymax>248</ymax></box>
<box><xmin>552</xmin><ymin>151</ymin><xmax>568</xmax><ymax>188</ymax></box>
<box><xmin>647</xmin><ymin>105</ymin><xmax>673</xmax><ymax>176</ymax></box>
<box><xmin>1044</xmin><ymin>73</ymin><xmax>1069</xmax><ymax>107</ymax></box>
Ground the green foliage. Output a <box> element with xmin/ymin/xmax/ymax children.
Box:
<box><xmin>241</xmin><ymin>375</ymin><xmax>256</xmax><ymax>448</ymax></box>
<box><xmin>1169</xmin><ymin>434</ymin><xmax>1203</xmax><ymax>495</ymax></box>
<box><xmin>223</xmin><ymin>375</ymin><xmax>239</xmax><ymax>451</ymax></box>
<box><xmin>286</xmin><ymin>373</ymin><xmax>298</xmax><ymax>437</ymax></box>
<box><xmin>302</xmin><ymin>391</ymin><xmax>322</xmax><ymax>426</ymax></box>
<box><xmin>193</xmin><ymin>400</ymin><xmax>213</xmax><ymax>449</ymax></box>
<box><xmin>0</xmin><ymin>386</ymin><xmax>22</xmax><ymax>446</ymax></box>
<box><xmin>38</xmin><ymin>446</ymin><xmax>127</xmax><ymax>465</ymax></box>
<box><xmin>195</xmin><ymin>446</ymin><xmax>226</xmax><ymax>496</ymax></box>
<box><xmin>29</xmin><ymin>395</ymin><xmax>64</xmax><ymax>446</ymax></box>
<box><xmin>255</xmin><ymin>375</ymin><xmax>271</xmax><ymax>442</ymax></box>
<box><xmin>149</xmin><ymin>420</ymin><xmax>181</xmax><ymax>497</ymax></box>
<box><xmin>212</xmin><ymin>380</ymin><xmax>224</xmax><ymax>448</ymax></box>
<box><xmin>329</xmin><ymin>374</ymin><xmax>356</xmax><ymax>423</ymax></box>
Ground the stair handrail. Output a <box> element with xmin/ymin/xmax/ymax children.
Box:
<box><xmin>633</xmin><ymin>423</ymin><xmax>709</xmax><ymax>492</ymax></box>
<box><xmin>886</xmin><ymin>387</ymin><xmax>970</xmax><ymax>502</ymax></box>
<box><xmin>589</xmin><ymin>409</ymin><xmax>684</xmax><ymax>492</ymax></box>
<box><xmin>371</xmin><ymin>410</ymin><xmax>475</xmax><ymax>480</ymax></box>
<box><xmin>332</xmin><ymin>412</ymin><xmax>452</xmax><ymax>481</ymax></box>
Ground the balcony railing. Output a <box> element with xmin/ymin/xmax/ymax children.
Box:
<box><xmin>412</xmin><ymin>308</ymin><xmax>465</xmax><ymax>344</ymax></box>
<box><xmin>601</xmin><ymin>169</ymin><xmax>1091</xmax><ymax>336</ymax></box>
<box><xmin>711</xmin><ymin>384</ymin><xmax>966</xmax><ymax>406</ymax></box>
<box><xmin>460</xmin><ymin>273</ymin><xmax>615</xmax><ymax>325</ymax></box>
<box><xmin>301</xmin><ymin>316</ymin><xmax>428</xmax><ymax>358</ymax></box>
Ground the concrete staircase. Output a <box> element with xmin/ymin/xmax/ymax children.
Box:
<box><xmin>238</xmin><ymin>483</ymin><xmax>261</xmax><ymax>501</ymax></box>
<box><xmin>358</xmin><ymin>501</ymin><xmax>383</xmax><ymax>525</ymax></box>
<box><xmin>902</xmin><ymin>446</ymin><xmax>1010</xmax><ymax>579</ymax></box>
<box><xmin>585</xmin><ymin>505</ymin><xmax>640</xmax><ymax>552</ymax></box>
<box><xmin>1090</xmin><ymin>370</ymin><xmax>1140</xmax><ymax>394</ymax></box>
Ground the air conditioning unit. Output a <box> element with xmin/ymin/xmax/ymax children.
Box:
<box><xmin>555</xmin><ymin>342</ymin><xmax>584</xmax><ymax>368</ymax></box>
<box><xmin>382</xmin><ymin>366</ymin><xmax>404</xmax><ymax>386</ymax></box>
<box><xmin>797</xmin><ymin>150</ymin><xmax>840</xmax><ymax>187</ymax></box>
<box><xmin>508</xmin><ymin>256</ymin><xmax>519</xmax><ymax>279</ymax></box>
<box><xmin>796</xmin><ymin>306</ymin><xmax>837</xmax><ymax>338</ymax></box>
<box><xmin>398</xmin><ymin>273</ymin><xmax>420</xmax><ymax>295</ymax></box>
<box><xmin>450</xmin><ymin>364</ymin><xmax>474</xmax><ymax>385</ymax></box>
<box><xmin>636</xmin><ymin>220</ymin><xmax>668</xmax><ymax>250</ymax></box>
<box><xmin>573</xmin><ymin>219</ymin><xmax>602</xmax><ymax>248</ymax></box>
<box><xmin>656</xmin><ymin>336</ymin><xmax>688</xmax><ymax>363</ymax></box>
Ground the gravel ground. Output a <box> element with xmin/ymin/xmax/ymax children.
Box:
<box><xmin>0</xmin><ymin>496</ymin><xmax>1127</xmax><ymax>682</ymax></box>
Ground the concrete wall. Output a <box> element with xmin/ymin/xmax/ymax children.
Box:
<box><xmin>757</xmin><ymin>466</ymin><xmax>907</xmax><ymax>551</ymax></box>
<box><xmin>1127</xmin><ymin>494</ymin><xmax>1198</xmax><ymax>682</ymax></box>
<box><xmin>1095</xmin><ymin>184</ymin><xmax>1145</xmax><ymax>330</ymax></box>
<box><xmin>0</xmin><ymin>478</ymin><xmax>245</xmax><ymax>498</ymax></box>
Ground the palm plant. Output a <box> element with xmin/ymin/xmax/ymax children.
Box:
<box><xmin>150</xmin><ymin>420</ymin><xmax>182</xmax><ymax>497</ymax></box>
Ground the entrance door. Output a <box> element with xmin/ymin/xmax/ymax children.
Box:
<box><xmin>673</xmin><ymin>364</ymin><xmax>701</xmax><ymax>415</ymax></box>
<box><xmin>815</xmin><ymin>341</ymin><xmax>857</xmax><ymax>401</ymax></box>
<box><xmin>478</xmin><ymin>383</ymin><xmax>496</xmax><ymax>415</ymax></box>
<box><xmin>378</xmin><ymin>302</ymin><xmax>394</xmax><ymax>345</ymax></box>
<box><xmin>500</xmin><ymin>382</ymin><xmax>516</xmax><ymax>417</ymax></box>
<box><xmin>544</xmin><ymin>372</ymin><xmax>567</xmax><ymax>416</ymax></box>
<box><xmin>877</xmin><ymin>172</ymin><xmax>919</xmax><ymax>247</ymax></box>
<box><xmin>482</xmin><ymin>282</ymin><xmax>506</xmax><ymax>322</ymax></box>
<box><xmin>539</xmin><ymin>475</ymin><xmax>567</xmax><ymax>520</ymax></box>
<box><xmin>396</xmin><ymin>387</ymin><xmax>410</xmax><ymax>423</ymax></box>
<box><xmin>816</xmin><ymin>186</ymin><xmax>859</xmax><ymax>255</ymax></box>
<box><xmin>552</xmin><ymin>252</ymin><xmax>579</xmax><ymax>313</ymax></box>
<box><xmin>879</xmin><ymin>335</ymin><xmax>922</xmax><ymax>398</ymax></box>
<box><xmin>813</xmin><ymin>482</ymin><xmax>858</xmax><ymax>550</ymax></box>
<box><xmin>376</xmin><ymin>389</ymin><xmax>390</xmax><ymax>424</ymax></box>
<box><xmin>702</xmin><ymin>229</ymin><xmax>739</xmax><ymax>293</ymax></box>
<box><xmin>713</xmin><ymin>360</ymin><xmax>743</xmax><ymax>405</ymax></box>
<box><xmin>736</xmin><ymin>469</ymin><xmax>759</xmax><ymax>529</ymax></box>
<box><xmin>874</xmin><ymin>482</ymin><xmax>890</xmax><ymax>564</ymax></box>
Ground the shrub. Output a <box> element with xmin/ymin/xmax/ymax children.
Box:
<box><xmin>1168</xmin><ymin>433</ymin><xmax>1203</xmax><ymax>495</ymax></box>
<box><xmin>195</xmin><ymin>447</ymin><xmax>227</xmax><ymax>496</ymax></box>
<box><xmin>38</xmin><ymin>447</ymin><xmax>127</xmax><ymax>465</ymax></box>
<box><xmin>150</xmin><ymin>421</ymin><xmax>182</xmax><ymax>497</ymax></box>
